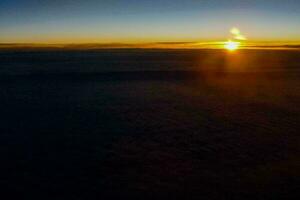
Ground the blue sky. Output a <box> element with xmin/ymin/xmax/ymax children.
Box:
<box><xmin>1</xmin><ymin>0</ymin><xmax>300</xmax><ymax>43</ymax></box>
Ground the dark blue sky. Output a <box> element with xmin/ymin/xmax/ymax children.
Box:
<box><xmin>1</xmin><ymin>0</ymin><xmax>300</xmax><ymax>43</ymax></box>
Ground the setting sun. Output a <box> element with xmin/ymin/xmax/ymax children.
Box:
<box><xmin>224</xmin><ymin>40</ymin><xmax>240</xmax><ymax>51</ymax></box>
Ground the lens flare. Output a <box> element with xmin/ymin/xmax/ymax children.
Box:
<box><xmin>230</xmin><ymin>27</ymin><xmax>247</xmax><ymax>41</ymax></box>
<box><xmin>230</xmin><ymin>27</ymin><xmax>240</xmax><ymax>35</ymax></box>
<box><xmin>234</xmin><ymin>35</ymin><xmax>247</xmax><ymax>40</ymax></box>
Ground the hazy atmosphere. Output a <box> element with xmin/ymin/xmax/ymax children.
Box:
<box><xmin>1</xmin><ymin>1</ymin><xmax>299</xmax><ymax>199</ymax></box>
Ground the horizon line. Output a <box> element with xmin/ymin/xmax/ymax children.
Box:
<box><xmin>1</xmin><ymin>41</ymin><xmax>300</xmax><ymax>50</ymax></box>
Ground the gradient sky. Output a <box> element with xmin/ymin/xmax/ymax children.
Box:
<box><xmin>1</xmin><ymin>0</ymin><xmax>300</xmax><ymax>43</ymax></box>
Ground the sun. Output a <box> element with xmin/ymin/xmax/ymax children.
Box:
<box><xmin>224</xmin><ymin>40</ymin><xmax>240</xmax><ymax>51</ymax></box>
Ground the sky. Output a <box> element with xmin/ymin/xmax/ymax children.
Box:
<box><xmin>1</xmin><ymin>0</ymin><xmax>300</xmax><ymax>44</ymax></box>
